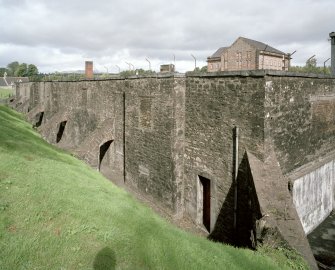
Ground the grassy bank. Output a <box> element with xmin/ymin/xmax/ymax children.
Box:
<box><xmin>0</xmin><ymin>105</ymin><xmax>308</xmax><ymax>270</ymax></box>
<box><xmin>0</xmin><ymin>87</ymin><xmax>14</xmax><ymax>99</ymax></box>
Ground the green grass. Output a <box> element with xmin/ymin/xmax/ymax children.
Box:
<box><xmin>0</xmin><ymin>87</ymin><xmax>14</xmax><ymax>99</ymax></box>
<box><xmin>0</xmin><ymin>105</ymin><xmax>309</xmax><ymax>270</ymax></box>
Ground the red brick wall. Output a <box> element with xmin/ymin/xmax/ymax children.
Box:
<box><xmin>226</xmin><ymin>39</ymin><xmax>257</xmax><ymax>71</ymax></box>
<box><xmin>85</xmin><ymin>61</ymin><xmax>93</xmax><ymax>79</ymax></box>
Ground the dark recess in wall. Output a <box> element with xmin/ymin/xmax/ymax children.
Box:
<box><xmin>199</xmin><ymin>175</ymin><xmax>211</xmax><ymax>232</ymax></box>
<box><xmin>56</xmin><ymin>121</ymin><xmax>67</xmax><ymax>143</ymax></box>
<box><xmin>34</xmin><ymin>111</ymin><xmax>44</xmax><ymax>128</ymax></box>
<box><xmin>99</xmin><ymin>140</ymin><xmax>113</xmax><ymax>171</ymax></box>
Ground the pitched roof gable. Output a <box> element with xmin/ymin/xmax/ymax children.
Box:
<box><xmin>209</xmin><ymin>46</ymin><xmax>228</xmax><ymax>58</ymax></box>
<box><xmin>0</xmin><ymin>77</ymin><xmax>29</xmax><ymax>87</ymax></box>
<box><xmin>239</xmin><ymin>37</ymin><xmax>285</xmax><ymax>55</ymax></box>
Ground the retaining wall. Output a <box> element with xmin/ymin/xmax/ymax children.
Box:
<box><xmin>15</xmin><ymin>71</ymin><xmax>335</xmax><ymax>269</ymax></box>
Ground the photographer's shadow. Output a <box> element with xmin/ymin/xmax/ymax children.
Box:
<box><xmin>93</xmin><ymin>247</ymin><xmax>116</xmax><ymax>270</ymax></box>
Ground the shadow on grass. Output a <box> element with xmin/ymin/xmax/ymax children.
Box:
<box><xmin>93</xmin><ymin>247</ymin><xmax>116</xmax><ymax>270</ymax></box>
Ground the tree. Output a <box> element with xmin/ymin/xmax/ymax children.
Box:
<box><xmin>3</xmin><ymin>61</ymin><xmax>40</xmax><ymax>78</ymax></box>
<box><xmin>15</xmin><ymin>63</ymin><xmax>28</xmax><ymax>76</ymax></box>
<box><xmin>192</xmin><ymin>65</ymin><xmax>208</xmax><ymax>73</ymax></box>
<box><xmin>119</xmin><ymin>69</ymin><xmax>156</xmax><ymax>77</ymax></box>
<box><xmin>0</xmin><ymin>68</ymin><xmax>8</xmax><ymax>77</ymax></box>
<box><xmin>7</xmin><ymin>61</ymin><xmax>19</xmax><ymax>76</ymax></box>
<box><xmin>27</xmin><ymin>64</ymin><xmax>39</xmax><ymax>77</ymax></box>
<box><xmin>288</xmin><ymin>57</ymin><xmax>331</xmax><ymax>75</ymax></box>
<box><xmin>305</xmin><ymin>57</ymin><xmax>318</xmax><ymax>73</ymax></box>
<box><xmin>200</xmin><ymin>66</ymin><xmax>208</xmax><ymax>72</ymax></box>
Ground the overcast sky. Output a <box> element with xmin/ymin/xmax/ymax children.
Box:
<box><xmin>0</xmin><ymin>0</ymin><xmax>334</xmax><ymax>73</ymax></box>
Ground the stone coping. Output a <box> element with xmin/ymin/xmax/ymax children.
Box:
<box><xmin>286</xmin><ymin>149</ymin><xmax>335</xmax><ymax>181</ymax></box>
<box><xmin>187</xmin><ymin>70</ymin><xmax>335</xmax><ymax>79</ymax></box>
<box><xmin>22</xmin><ymin>70</ymin><xmax>335</xmax><ymax>83</ymax></box>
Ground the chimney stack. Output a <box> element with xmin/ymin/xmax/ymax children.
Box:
<box><xmin>85</xmin><ymin>61</ymin><xmax>93</xmax><ymax>79</ymax></box>
<box><xmin>330</xmin><ymin>32</ymin><xmax>335</xmax><ymax>76</ymax></box>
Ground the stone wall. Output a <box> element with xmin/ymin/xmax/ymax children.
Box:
<box><xmin>124</xmin><ymin>76</ymin><xmax>185</xmax><ymax>214</ymax></box>
<box><xmin>264</xmin><ymin>76</ymin><xmax>335</xmax><ymax>174</ymax></box>
<box><xmin>15</xmin><ymin>72</ymin><xmax>335</xmax><ymax>225</ymax></box>
<box><xmin>14</xmin><ymin>71</ymin><xmax>335</xmax><ymax>269</ymax></box>
<box><xmin>183</xmin><ymin>74</ymin><xmax>265</xmax><ymax>241</ymax></box>
<box><xmin>263</xmin><ymin>75</ymin><xmax>335</xmax><ymax>234</ymax></box>
<box><xmin>16</xmin><ymin>75</ymin><xmax>185</xmax><ymax>216</ymax></box>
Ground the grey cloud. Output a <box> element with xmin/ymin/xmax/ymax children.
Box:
<box><xmin>0</xmin><ymin>0</ymin><xmax>334</xmax><ymax>71</ymax></box>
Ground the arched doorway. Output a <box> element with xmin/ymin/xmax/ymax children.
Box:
<box><xmin>98</xmin><ymin>140</ymin><xmax>114</xmax><ymax>171</ymax></box>
<box><xmin>34</xmin><ymin>111</ymin><xmax>44</xmax><ymax>128</ymax></box>
<box><xmin>56</xmin><ymin>121</ymin><xmax>67</xmax><ymax>143</ymax></box>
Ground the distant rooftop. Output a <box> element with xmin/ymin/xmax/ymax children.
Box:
<box><xmin>239</xmin><ymin>37</ymin><xmax>285</xmax><ymax>55</ymax></box>
<box><xmin>0</xmin><ymin>77</ymin><xmax>29</xmax><ymax>87</ymax></box>
<box><xmin>209</xmin><ymin>47</ymin><xmax>228</xmax><ymax>59</ymax></box>
<box><xmin>208</xmin><ymin>37</ymin><xmax>286</xmax><ymax>60</ymax></box>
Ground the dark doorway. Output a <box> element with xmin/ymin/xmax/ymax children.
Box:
<box><xmin>99</xmin><ymin>140</ymin><xmax>113</xmax><ymax>171</ymax></box>
<box><xmin>199</xmin><ymin>175</ymin><xmax>211</xmax><ymax>232</ymax></box>
<box><xmin>56</xmin><ymin>121</ymin><xmax>67</xmax><ymax>143</ymax></box>
<box><xmin>34</xmin><ymin>112</ymin><xmax>44</xmax><ymax>128</ymax></box>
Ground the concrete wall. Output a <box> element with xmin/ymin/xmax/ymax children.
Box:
<box><xmin>292</xmin><ymin>159</ymin><xmax>334</xmax><ymax>234</ymax></box>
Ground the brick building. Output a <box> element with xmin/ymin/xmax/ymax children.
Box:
<box><xmin>207</xmin><ymin>37</ymin><xmax>290</xmax><ymax>72</ymax></box>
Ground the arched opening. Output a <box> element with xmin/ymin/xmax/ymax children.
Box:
<box><xmin>99</xmin><ymin>140</ymin><xmax>113</xmax><ymax>171</ymax></box>
<box><xmin>56</xmin><ymin>121</ymin><xmax>67</xmax><ymax>143</ymax></box>
<box><xmin>34</xmin><ymin>111</ymin><xmax>44</xmax><ymax>128</ymax></box>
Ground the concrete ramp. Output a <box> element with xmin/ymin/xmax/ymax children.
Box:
<box><xmin>238</xmin><ymin>149</ymin><xmax>318</xmax><ymax>270</ymax></box>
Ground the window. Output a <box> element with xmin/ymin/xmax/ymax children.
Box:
<box><xmin>236</xmin><ymin>51</ymin><xmax>242</xmax><ymax>69</ymax></box>
<box><xmin>224</xmin><ymin>52</ymin><xmax>228</xmax><ymax>70</ymax></box>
